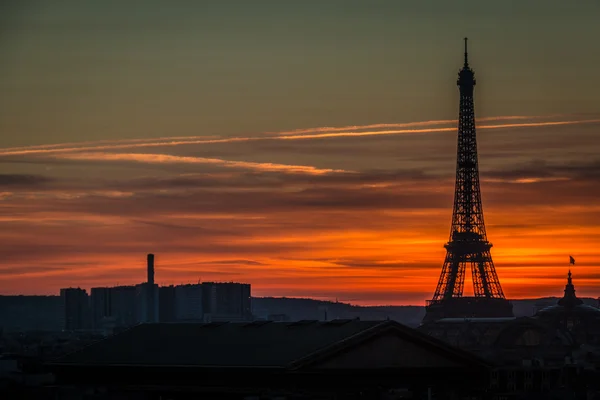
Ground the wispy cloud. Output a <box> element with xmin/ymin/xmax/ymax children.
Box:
<box><xmin>51</xmin><ymin>152</ymin><xmax>350</xmax><ymax>175</ymax></box>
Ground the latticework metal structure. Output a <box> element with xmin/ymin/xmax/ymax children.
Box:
<box><xmin>429</xmin><ymin>39</ymin><xmax>507</xmax><ymax>305</ymax></box>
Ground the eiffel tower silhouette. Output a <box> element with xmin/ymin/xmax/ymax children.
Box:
<box><xmin>423</xmin><ymin>39</ymin><xmax>513</xmax><ymax>323</ymax></box>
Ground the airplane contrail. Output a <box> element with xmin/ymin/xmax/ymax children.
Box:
<box><xmin>0</xmin><ymin>117</ymin><xmax>597</xmax><ymax>157</ymax></box>
<box><xmin>265</xmin><ymin>114</ymin><xmax>565</xmax><ymax>136</ymax></box>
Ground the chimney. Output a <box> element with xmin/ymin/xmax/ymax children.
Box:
<box><xmin>147</xmin><ymin>254</ymin><xmax>155</xmax><ymax>285</ymax></box>
<box><xmin>147</xmin><ymin>254</ymin><xmax>155</xmax><ymax>322</ymax></box>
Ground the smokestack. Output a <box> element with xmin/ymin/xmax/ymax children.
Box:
<box><xmin>147</xmin><ymin>253</ymin><xmax>155</xmax><ymax>285</ymax></box>
<box><xmin>147</xmin><ymin>254</ymin><xmax>155</xmax><ymax>322</ymax></box>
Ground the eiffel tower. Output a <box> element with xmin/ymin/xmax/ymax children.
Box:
<box><xmin>423</xmin><ymin>39</ymin><xmax>513</xmax><ymax>323</ymax></box>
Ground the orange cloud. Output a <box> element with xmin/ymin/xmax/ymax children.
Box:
<box><xmin>51</xmin><ymin>152</ymin><xmax>350</xmax><ymax>175</ymax></box>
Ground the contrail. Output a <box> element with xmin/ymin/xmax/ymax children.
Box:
<box><xmin>1</xmin><ymin>115</ymin><xmax>552</xmax><ymax>153</ymax></box>
<box><xmin>55</xmin><ymin>152</ymin><xmax>350</xmax><ymax>175</ymax></box>
<box><xmin>278</xmin><ymin>119</ymin><xmax>600</xmax><ymax>141</ymax></box>
<box><xmin>2</xmin><ymin>135</ymin><xmax>221</xmax><ymax>152</ymax></box>
<box><xmin>0</xmin><ymin>117</ymin><xmax>598</xmax><ymax>157</ymax></box>
<box><xmin>265</xmin><ymin>114</ymin><xmax>563</xmax><ymax>136</ymax></box>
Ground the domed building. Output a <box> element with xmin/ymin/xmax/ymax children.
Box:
<box><xmin>420</xmin><ymin>270</ymin><xmax>600</xmax><ymax>397</ymax></box>
<box><xmin>420</xmin><ymin>270</ymin><xmax>600</xmax><ymax>365</ymax></box>
<box><xmin>535</xmin><ymin>270</ymin><xmax>600</xmax><ymax>346</ymax></box>
<box><xmin>491</xmin><ymin>315</ymin><xmax>577</xmax><ymax>366</ymax></box>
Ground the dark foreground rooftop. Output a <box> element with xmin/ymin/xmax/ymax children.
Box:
<box><xmin>52</xmin><ymin>319</ymin><xmax>488</xmax><ymax>370</ymax></box>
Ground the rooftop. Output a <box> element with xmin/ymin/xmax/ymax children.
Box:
<box><xmin>435</xmin><ymin>317</ymin><xmax>517</xmax><ymax>324</ymax></box>
<box><xmin>52</xmin><ymin>319</ymin><xmax>488</xmax><ymax>369</ymax></box>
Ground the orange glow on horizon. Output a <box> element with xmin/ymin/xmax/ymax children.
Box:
<box><xmin>1</xmin><ymin>203</ymin><xmax>598</xmax><ymax>305</ymax></box>
<box><xmin>0</xmin><ymin>116</ymin><xmax>599</xmax><ymax>306</ymax></box>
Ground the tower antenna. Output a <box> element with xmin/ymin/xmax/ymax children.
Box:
<box><xmin>464</xmin><ymin>37</ymin><xmax>469</xmax><ymax>67</ymax></box>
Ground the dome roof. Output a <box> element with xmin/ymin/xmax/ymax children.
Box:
<box><xmin>536</xmin><ymin>303</ymin><xmax>600</xmax><ymax>318</ymax></box>
<box><xmin>536</xmin><ymin>270</ymin><xmax>600</xmax><ymax>320</ymax></box>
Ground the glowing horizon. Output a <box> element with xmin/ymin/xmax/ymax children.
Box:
<box><xmin>1</xmin><ymin>115</ymin><xmax>599</xmax><ymax>306</ymax></box>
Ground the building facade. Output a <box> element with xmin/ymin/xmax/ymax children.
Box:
<box><xmin>135</xmin><ymin>283</ymin><xmax>159</xmax><ymax>324</ymax></box>
<box><xmin>59</xmin><ymin>288</ymin><xmax>90</xmax><ymax>331</ymax></box>
<box><xmin>90</xmin><ymin>287</ymin><xmax>111</xmax><ymax>330</ymax></box>
<box><xmin>90</xmin><ymin>286</ymin><xmax>137</xmax><ymax>331</ymax></box>
<box><xmin>174</xmin><ymin>284</ymin><xmax>203</xmax><ymax>321</ymax></box>
<box><xmin>202</xmin><ymin>282</ymin><xmax>252</xmax><ymax>322</ymax></box>
<box><xmin>158</xmin><ymin>285</ymin><xmax>177</xmax><ymax>323</ymax></box>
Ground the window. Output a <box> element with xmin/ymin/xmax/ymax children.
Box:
<box><xmin>490</xmin><ymin>370</ymin><xmax>499</xmax><ymax>389</ymax></box>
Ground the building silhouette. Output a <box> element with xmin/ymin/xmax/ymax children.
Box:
<box><xmin>424</xmin><ymin>38</ymin><xmax>513</xmax><ymax>323</ymax></box>
<box><xmin>174</xmin><ymin>284</ymin><xmax>203</xmax><ymax>321</ymax></box>
<box><xmin>48</xmin><ymin>320</ymin><xmax>492</xmax><ymax>399</ymax></box>
<box><xmin>158</xmin><ymin>285</ymin><xmax>177</xmax><ymax>322</ymax></box>
<box><xmin>60</xmin><ymin>288</ymin><xmax>90</xmax><ymax>331</ymax></box>
<box><xmin>134</xmin><ymin>254</ymin><xmax>159</xmax><ymax>324</ymax></box>
<box><xmin>202</xmin><ymin>282</ymin><xmax>252</xmax><ymax>322</ymax></box>
<box><xmin>90</xmin><ymin>287</ymin><xmax>111</xmax><ymax>330</ymax></box>
<box><xmin>107</xmin><ymin>285</ymin><xmax>137</xmax><ymax>327</ymax></box>
<box><xmin>75</xmin><ymin>255</ymin><xmax>254</xmax><ymax>331</ymax></box>
<box><xmin>135</xmin><ymin>283</ymin><xmax>159</xmax><ymax>324</ymax></box>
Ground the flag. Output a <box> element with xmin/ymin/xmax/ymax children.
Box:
<box><xmin>570</xmin><ymin>255</ymin><xmax>575</xmax><ymax>265</ymax></box>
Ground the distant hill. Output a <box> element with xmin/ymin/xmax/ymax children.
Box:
<box><xmin>1</xmin><ymin>295</ymin><xmax>597</xmax><ymax>332</ymax></box>
<box><xmin>252</xmin><ymin>297</ymin><xmax>425</xmax><ymax>327</ymax></box>
<box><xmin>252</xmin><ymin>296</ymin><xmax>600</xmax><ymax>327</ymax></box>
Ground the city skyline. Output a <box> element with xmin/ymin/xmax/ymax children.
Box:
<box><xmin>1</xmin><ymin>1</ymin><xmax>600</xmax><ymax>305</ymax></box>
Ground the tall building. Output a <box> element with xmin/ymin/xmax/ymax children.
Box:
<box><xmin>60</xmin><ymin>288</ymin><xmax>90</xmax><ymax>331</ymax></box>
<box><xmin>90</xmin><ymin>254</ymin><xmax>158</xmax><ymax>328</ymax></box>
<box><xmin>110</xmin><ymin>285</ymin><xmax>137</xmax><ymax>327</ymax></box>
<box><xmin>202</xmin><ymin>282</ymin><xmax>252</xmax><ymax>322</ymax></box>
<box><xmin>135</xmin><ymin>283</ymin><xmax>159</xmax><ymax>323</ymax></box>
<box><xmin>423</xmin><ymin>39</ymin><xmax>513</xmax><ymax>323</ymax></box>
<box><xmin>175</xmin><ymin>284</ymin><xmax>203</xmax><ymax>321</ymax></box>
<box><xmin>90</xmin><ymin>285</ymin><xmax>137</xmax><ymax>330</ymax></box>
<box><xmin>90</xmin><ymin>287</ymin><xmax>111</xmax><ymax>330</ymax></box>
<box><xmin>158</xmin><ymin>285</ymin><xmax>177</xmax><ymax>322</ymax></box>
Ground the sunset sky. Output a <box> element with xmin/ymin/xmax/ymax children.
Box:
<box><xmin>1</xmin><ymin>1</ymin><xmax>599</xmax><ymax>305</ymax></box>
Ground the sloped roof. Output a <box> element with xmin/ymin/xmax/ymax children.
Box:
<box><xmin>52</xmin><ymin>319</ymin><xmax>489</xmax><ymax>369</ymax></box>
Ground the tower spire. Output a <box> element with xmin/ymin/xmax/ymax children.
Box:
<box><xmin>558</xmin><ymin>269</ymin><xmax>583</xmax><ymax>307</ymax></box>
<box><xmin>464</xmin><ymin>37</ymin><xmax>469</xmax><ymax>67</ymax></box>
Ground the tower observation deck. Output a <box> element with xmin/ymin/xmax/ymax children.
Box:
<box><xmin>423</xmin><ymin>39</ymin><xmax>513</xmax><ymax>323</ymax></box>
